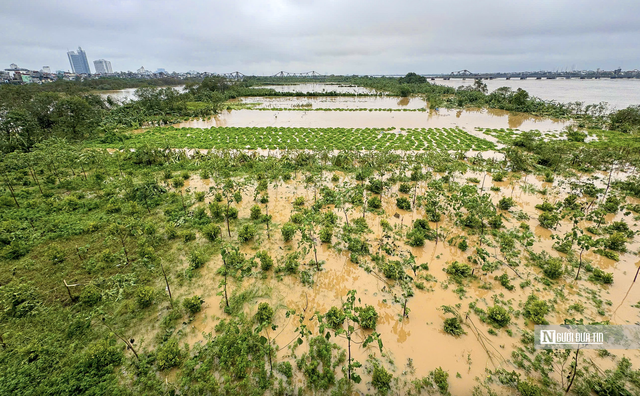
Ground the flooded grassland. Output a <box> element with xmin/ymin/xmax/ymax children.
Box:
<box><xmin>130</xmin><ymin>170</ymin><xmax>640</xmax><ymax>395</ymax></box>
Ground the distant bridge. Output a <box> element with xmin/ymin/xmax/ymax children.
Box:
<box><xmin>216</xmin><ymin>70</ymin><xmax>640</xmax><ymax>81</ymax></box>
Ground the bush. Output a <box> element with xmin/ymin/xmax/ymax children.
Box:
<box><xmin>372</xmin><ymin>364</ymin><xmax>393</xmax><ymax>393</ymax></box>
<box><xmin>445</xmin><ymin>261</ymin><xmax>472</xmax><ymax>278</ymax></box>
<box><xmin>399</xmin><ymin>183</ymin><xmax>412</xmax><ymax>194</ymax></box>
<box><xmin>589</xmin><ymin>268</ymin><xmax>614</xmax><ymax>284</ymax></box>
<box><xmin>325</xmin><ymin>306</ymin><xmax>346</xmax><ymax>328</ymax></box>
<box><xmin>283</xmin><ymin>252</ymin><xmax>300</xmax><ymax>274</ymax></box>
<box><xmin>238</xmin><ymin>224</ymin><xmax>257</xmax><ymax>243</ymax></box>
<box><xmin>156</xmin><ymin>338</ymin><xmax>182</xmax><ymax>370</ymax></box>
<box><xmin>293</xmin><ymin>196</ymin><xmax>305</xmax><ymax>207</ymax></box>
<box><xmin>368</xmin><ymin>196</ymin><xmax>382</xmax><ymax>209</ymax></box>
<box><xmin>604</xmin><ymin>232</ymin><xmax>626</xmax><ymax>252</ymax></box>
<box><xmin>357</xmin><ymin>305</ymin><xmax>378</xmax><ymax>329</ymax></box>
<box><xmin>209</xmin><ymin>201</ymin><xmax>224</xmax><ymax>220</ymax></box>
<box><xmin>443</xmin><ymin>317</ymin><xmax>465</xmax><ymax>336</ymax></box>
<box><xmin>181</xmin><ymin>230</ymin><xmax>196</xmax><ymax>242</ymax></box>
<box><xmin>256</xmin><ymin>251</ymin><xmax>273</xmax><ymax>271</ymax></box>
<box><xmin>80</xmin><ymin>285</ymin><xmax>102</xmax><ymax>306</ymax></box>
<box><xmin>396</xmin><ymin>197</ymin><xmax>411</xmax><ymax>210</ymax></box>
<box><xmin>487</xmin><ymin>305</ymin><xmax>511</xmax><ymax>327</ymax></box>
<box><xmin>517</xmin><ymin>380</ymin><xmax>542</xmax><ymax>396</ymax></box>
<box><xmin>432</xmin><ymin>367</ymin><xmax>449</xmax><ymax>394</ymax></box>
<box><xmin>250</xmin><ymin>205</ymin><xmax>262</xmax><ymax>220</ymax></box>
<box><xmin>542</xmin><ymin>257</ymin><xmax>563</xmax><ymax>279</ymax></box>
<box><xmin>188</xmin><ymin>250</ymin><xmax>207</xmax><ymax>269</ymax></box>
<box><xmin>457</xmin><ymin>239</ymin><xmax>468</xmax><ymax>251</ymax></box>
<box><xmin>498</xmin><ymin>197</ymin><xmax>515</xmax><ymax>210</ymax></box>
<box><xmin>195</xmin><ymin>191</ymin><xmax>205</xmax><ymax>202</ymax></box>
<box><xmin>382</xmin><ymin>260</ymin><xmax>404</xmax><ymax>280</ymax></box>
<box><xmin>281</xmin><ymin>222</ymin><xmax>297</xmax><ymax>241</ymax></box>
<box><xmin>523</xmin><ymin>295</ymin><xmax>549</xmax><ymax>324</ymax></box>
<box><xmin>202</xmin><ymin>223</ymin><xmax>221</xmax><ymax>241</ymax></box>
<box><xmin>136</xmin><ymin>286</ymin><xmax>155</xmax><ymax>309</ymax></box>
<box><xmin>183</xmin><ymin>295</ymin><xmax>203</xmax><ymax>315</ymax></box>
<box><xmin>406</xmin><ymin>228</ymin><xmax>426</xmax><ymax>247</ymax></box>
<box><xmin>538</xmin><ymin>212</ymin><xmax>559</xmax><ymax>229</ymax></box>
<box><xmin>319</xmin><ymin>227</ymin><xmax>333</xmax><ymax>243</ymax></box>
<box><xmin>47</xmin><ymin>245</ymin><xmax>65</xmax><ymax>264</ymax></box>
<box><xmin>255</xmin><ymin>302</ymin><xmax>274</xmax><ymax>324</ymax></box>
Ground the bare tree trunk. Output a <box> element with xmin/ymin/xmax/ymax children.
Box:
<box><xmin>160</xmin><ymin>262</ymin><xmax>173</xmax><ymax>307</ymax></box>
<box><xmin>565</xmin><ymin>348</ymin><xmax>580</xmax><ymax>394</ymax></box>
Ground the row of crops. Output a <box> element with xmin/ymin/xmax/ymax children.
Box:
<box><xmin>100</xmin><ymin>126</ymin><xmax>496</xmax><ymax>151</ymax></box>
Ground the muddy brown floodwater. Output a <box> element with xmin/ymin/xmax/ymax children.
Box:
<box><xmin>176</xmin><ymin>106</ymin><xmax>569</xmax><ymax>131</ymax></box>
<box><xmin>124</xmin><ymin>170</ymin><xmax>640</xmax><ymax>395</ymax></box>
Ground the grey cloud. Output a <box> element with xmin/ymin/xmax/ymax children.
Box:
<box><xmin>1</xmin><ymin>0</ymin><xmax>639</xmax><ymax>74</ymax></box>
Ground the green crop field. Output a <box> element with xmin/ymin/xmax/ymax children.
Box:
<box><xmin>92</xmin><ymin>126</ymin><xmax>496</xmax><ymax>151</ymax></box>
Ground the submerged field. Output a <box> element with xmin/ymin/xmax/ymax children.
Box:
<box><xmin>2</xmin><ymin>81</ymin><xmax>640</xmax><ymax>396</ymax></box>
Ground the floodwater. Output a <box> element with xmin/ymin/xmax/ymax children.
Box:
<box><xmin>435</xmin><ymin>78</ymin><xmax>640</xmax><ymax>110</ymax></box>
<box><xmin>176</xmin><ymin>106</ymin><xmax>569</xmax><ymax>131</ymax></box>
<box><xmin>133</xmin><ymin>171</ymin><xmax>640</xmax><ymax>395</ymax></box>
<box><xmin>241</xmin><ymin>95</ymin><xmax>428</xmax><ymax>109</ymax></box>
<box><xmin>98</xmin><ymin>85</ymin><xmax>186</xmax><ymax>102</ymax></box>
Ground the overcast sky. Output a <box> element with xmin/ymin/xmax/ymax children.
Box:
<box><xmin>2</xmin><ymin>0</ymin><xmax>639</xmax><ymax>75</ymax></box>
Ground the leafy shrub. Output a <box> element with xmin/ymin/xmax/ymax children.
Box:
<box><xmin>517</xmin><ymin>380</ymin><xmax>542</xmax><ymax>396</ymax></box>
<box><xmin>604</xmin><ymin>232</ymin><xmax>626</xmax><ymax>252</ymax></box>
<box><xmin>209</xmin><ymin>201</ymin><xmax>224</xmax><ymax>220</ymax></box>
<box><xmin>367</xmin><ymin>179</ymin><xmax>383</xmax><ymax>194</ymax></box>
<box><xmin>382</xmin><ymin>260</ymin><xmax>404</xmax><ymax>280</ymax></box>
<box><xmin>233</xmin><ymin>191</ymin><xmax>242</xmax><ymax>203</ymax></box>
<box><xmin>542</xmin><ymin>257</ymin><xmax>563</xmax><ymax>279</ymax></box>
<box><xmin>488</xmin><ymin>306</ymin><xmax>511</xmax><ymax>327</ymax></box>
<box><xmin>396</xmin><ymin>197</ymin><xmax>411</xmax><ymax>210</ymax></box>
<box><xmin>1</xmin><ymin>284</ymin><xmax>40</xmax><ymax>317</ymax></box>
<box><xmin>250</xmin><ymin>205</ymin><xmax>261</xmax><ymax>220</ymax></box>
<box><xmin>281</xmin><ymin>222</ymin><xmax>297</xmax><ymax>241</ymax></box>
<box><xmin>589</xmin><ymin>268</ymin><xmax>614</xmax><ymax>284</ymax></box>
<box><xmin>523</xmin><ymin>295</ymin><xmax>549</xmax><ymax>324</ymax></box>
<box><xmin>202</xmin><ymin>223</ymin><xmax>222</xmax><ymax>241</ymax></box>
<box><xmin>457</xmin><ymin>239</ymin><xmax>468</xmax><ymax>251</ymax></box>
<box><xmin>399</xmin><ymin>183</ymin><xmax>412</xmax><ymax>194</ymax></box>
<box><xmin>372</xmin><ymin>364</ymin><xmax>393</xmax><ymax>393</ymax></box>
<box><xmin>325</xmin><ymin>306</ymin><xmax>346</xmax><ymax>328</ymax></box>
<box><xmin>293</xmin><ymin>196</ymin><xmax>305</xmax><ymax>207</ymax></box>
<box><xmin>283</xmin><ymin>252</ymin><xmax>300</xmax><ymax>274</ymax></box>
<box><xmin>406</xmin><ymin>228</ymin><xmax>426</xmax><ymax>247</ymax></box>
<box><xmin>255</xmin><ymin>302</ymin><xmax>274</xmax><ymax>324</ymax></box>
<box><xmin>495</xmin><ymin>273</ymin><xmax>514</xmax><ymax>291</ymax></box>
<box><xmin>444</xmin><ymin>317</ymin><xmax>465</xmax><ymax>336</ymax></box>
<box><xmin>136</xmin><ymin>286</ymin><xmax>155</xmax><ymax>308</ymax></box>
<box><xmin>445</xmin><ymin>262</ymin><xmax>472</xmax><ymax>278</ymax></box>
<box><xmin>195</xmin><ymin>191</ymin><xmax>205</xmax><ymax>202</ymax></box>
<box><xmin>156</xmin><ymin>338</ymin><xmax>182</xmax><ymax>370</ymax></box>
<box><xmin>80</xmin><ymin>285</ymin><xmax>102</xmax><ymax>307</ymax></box>
<box><xmin>498</xmin><ymin>197</ymin><xmax>515</xmax><ymax>211</ymax></box>
<box><xmin>188</xmin><ymin>250</ymin><xmax>207</xmax><ymax>269</ymax></box>
<box><xmin>278</xmin><ymin>361</ymin><xmax>293</xmax><ymax>379</ymax></box>
<box><xmin>319</xmin><ymin>227</ymin><xmax>333</xmax><ymax>243</ymax></box>
<box><xmin>238</xmin><ymin>224</ymin><xmax>257</xmax><ymax>243</ymax></box>
<box><xmin>538</xmin><ymin>212</ymin><xmax>559</xmax><ymax>229</ymax></box>
<box><xmin>368</xmin><ymin>196</ymin><xmax>382</xmax><ymax>209</ymax></box>
<box><xmin>357</xmin><ymin>305</ymin><xmax>378</xmax><ymax>329</ymax></box>
<box><xmin>256</xmin><ymin>251</ymin><xmax>273</xmax><ymax>271</ymax></box>
<box><xmin>181</xmin><ymin>230</ymin><xmax>196</xmax><ymax>242</ymax></box>
<box><xmin>183</xmin><ymin>295</ymin><xmax>203</xmax><ymax>315</ymax></box>
<box><xmin>492</xmin><ymin>172</ymin><xmax>506</xmax><ymax>182</ymax></box>
<box><xmin>432</xmin><ymin>367</ymin><xmax>449</xmax><ymax>394</ymax></box>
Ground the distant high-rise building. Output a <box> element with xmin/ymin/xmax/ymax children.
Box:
<box><xmin>93</xmin><ymin>59</ymin><xmax>113</xmax><ymax>74</ymax></box>
<box><xmin>42</xmin><ymin>66</ymin><xmax>51</xmax><ymax>73</ymax></box>
<box><xmin>67</xmin><ymin>47</ymin><xmax>91</xmax><ymax>74</ymax></box>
